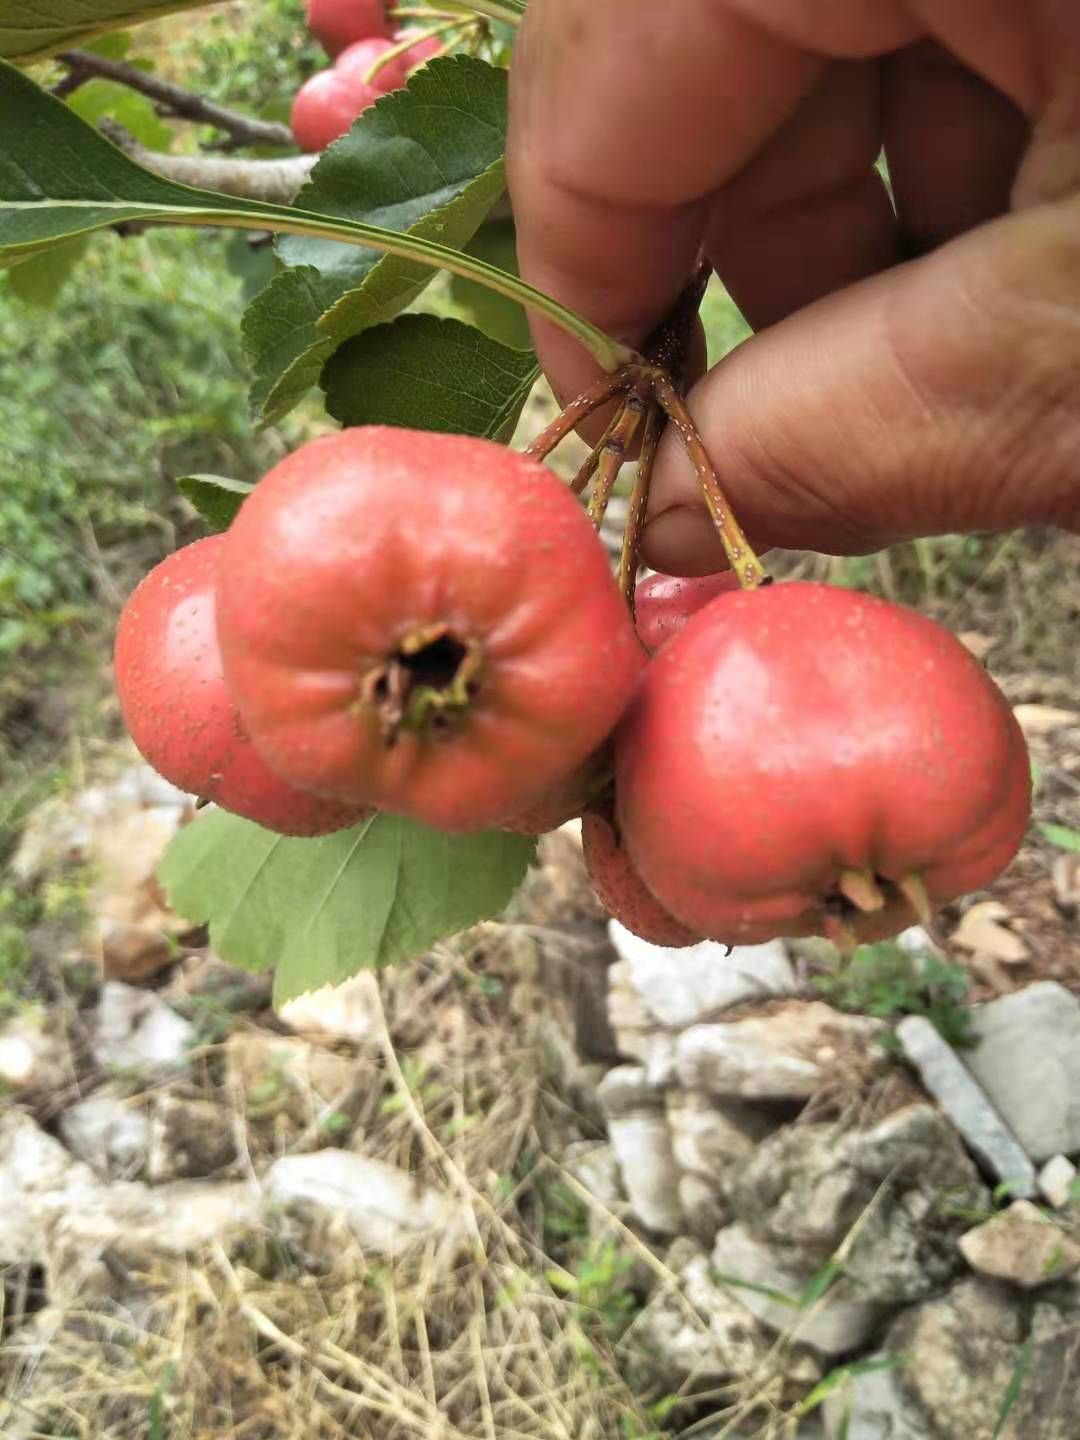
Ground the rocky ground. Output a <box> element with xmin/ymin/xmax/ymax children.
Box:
<box><xmin>2</xmin><ymin>676</ymin><xmax>1079</xmax><ymax>1439</ymax></box>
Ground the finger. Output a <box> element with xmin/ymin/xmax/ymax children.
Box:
<box><xmin>882</xmin><ymin>41</ymin><xmax>1028</xmax><ymax>254</ymax></box>
<box><xmin>642</xmin><ymin>195</ymin><xmax>1080</xmax><ymax>574</ymax></box>
<box><xmin>507</xmin><ymin>0</ymin><xmax>822</xmax><ymax>409</ymax></box>
<box><xmin>705</xmin><ymin>61</ymin><xmax>899</xmax><ymax>331</ymax></box>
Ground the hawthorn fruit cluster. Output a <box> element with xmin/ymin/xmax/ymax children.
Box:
<box><xmin>116</xmin><ymin>426</ymin><xmax>1031</xmax><ymax>948</ymax></box>
<box><xmin>292</xmin><ymin>0</ymin><xmax>442</xmax><ymax>152</ymax></box>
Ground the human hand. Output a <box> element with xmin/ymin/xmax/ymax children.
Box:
<box><xmin>507</xmin><ymin>1</ymin><xmax>1080</xmax><ymax>574</ymax></box>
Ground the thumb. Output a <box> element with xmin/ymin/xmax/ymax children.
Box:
<box><xmin>642</xmin><ymin>194</ymin><xmax>1080</xmax><ymax>576</ymax></box>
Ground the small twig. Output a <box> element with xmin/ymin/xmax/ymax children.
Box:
<box><xmin>523</xmin><ymin>370</ymin><xmax>633</xmax><ymax>463</ymax></box>
<box><xmin>364</xmin><ymin>17</ymin><xmax>472</xmax><ymax>82</ymax></box>
<box><xmin>102</xmin><ymin>121</ymin><xmax>316</xmax><ymax>203</ymax></box>
<box><xmin>653</xmin><ymin>373</ymin><xmax>767</xmax><ymax>588</ymax></box>
<box><xmin>57</xmin><ymin>49</ymin><xmax>295</xmax><ymax>150</ymax></box>
<box><xmin>618</xmin><ymin>399</ymin><xmax>665</xmax><ymax>607</ymax></box>
<box><xmin>586</xmin><ymin>388</ymin><xmax>647</xmax><ymax>527</ymax></box>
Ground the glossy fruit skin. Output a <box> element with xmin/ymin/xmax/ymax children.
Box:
<box><xmin>635</xmin><ymin>570</ymin><xmax>740</xmax><ymax>654</ymax></box>
<box><xmin>394</xmin><ymin>28</ymin><xmax>444</xmax><ymax>71</ymax></box>
<box><xmin>216</xmin><ymin>428</ymin><xmax>646</xmax><ymax>833</ymax></box>
<box><xmin>336</xmin><ymin>37</ymin><xmax>410</xmax><ymax>92</ymax></box>
<box><xmin>307</xmin><ymin>0</ymin><xmax>390</xmax><ymax>56</ymax></box>
<box><xmin>582</xmin><ymin>805</ymin><xmax>702</xmax><ymax>947</ymax></box>
<box><xmin>291</xmin><ymin>68</ymin><xmax>380</xmax><ymax>151</ymax></box>
<box><xmin>114</xmin><ymin>537</ymin><xmax>368</xmax><ymax>838</ymax></box>
<box><xmin>617</xmin><ymin>581</ymin><xmax>1031</xmax><ymax>945</ymax></box>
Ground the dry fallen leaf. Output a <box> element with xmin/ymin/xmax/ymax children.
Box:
<box><xmin>952</xmin><ymin>901</ymin><xmax>1030</xmax><ymax>964</ymax></box>
<box><xmin>958</xmin><ymin>631</ymin><xmax>995</xmax><ymax>661</ymax></box>
<box><xmin>1013</xmin><ymin>704</ymin><xmax>1080</xmax><ymax>738</ymax></box>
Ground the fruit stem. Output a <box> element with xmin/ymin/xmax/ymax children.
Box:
<box><xmin>363</xmin><ymin>18</ymin><xmax>471</xmax><ymax>83</ymax></box>
<box><xmin>570</xmin><ymin>412</ymin><xmax>617</xmax><ymax>496</ymax></box>
<box><xmin>652</xmin><ymin>374</ymin><xmax>768</xmax><ymax>589</ymax></box>
<box><xmin>898</xmin><ymin>873</ymin><xmax>934</xmax><ymax>928</ymax></box>
<box><xmin>586</xmin><ymin>389</ymin><xmax>647</xmax><ymax>528</ymax></box>
<box><xmin>618</xmin><ymin>399</ymin><xmax>665</xmax><ymax>610</ymax></box>
<box><xmin>523</xmin><ymin>371</ymin><xmax>634</xmax><ymax>463</ymax></box>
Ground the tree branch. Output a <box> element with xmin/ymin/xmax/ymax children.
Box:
<box><xmin>57</xmin><ymin>49</ymin><xmax>295</xmax><ymax>151</ymax></box>
<box><xmin>103</xmin><ymin>122</ymin><xmax>316</xmax><ymax>203</ymax></box>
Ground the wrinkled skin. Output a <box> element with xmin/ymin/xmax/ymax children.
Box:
<box><xmin>307</xmin><ymin>0</ymin><xmax>390</xmax><ymax>56</ymax></box>
<box><xmin>291</xmin><ymin>69</ymin><xmax>381</xmax><ymax>151</ymax></box>
<box><xmin>617</xmin><ymin>581</ymin><xmax>1031</xmax><ymax>944</ymax></box>
<box><xmin>114</xmin><ymin>537</ymin><xmax>367</xmax><ymax>838</ymax></box>
<box><xmin>216</xmin><ymin>428</ymin><xmax>645</xmax><ymax>833</ymax></box>
<box><xmin>582</xmin><ymin>804</ymin><xmax>701</xmax><ymax>948</ymax></box>
<box><xmin>635</xmin><ymin>570</ymin><xmax>740</xmax><ymax>654</ymax></box>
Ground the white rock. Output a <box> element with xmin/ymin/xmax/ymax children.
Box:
<box><xmin>263</xmin><ymin>1150</ymin><xmax>460</xmax><ymax>1253</ymax></box>
<box><xmin>1038</xmin><ymin>1155</ymin><xmax>1078</xmax><ymax>1210</ymax></box>
<box><xmin>959</xmin><ymin>1200</ymin><xmax>1080</xmax><ymax>1289</ymax></box>
<box><xmin>608</xmin><ymin>1113</ymin><xmax>684</xmax><ymax>1235</ymax></box>
<box><xmin>823</xmin><ymin>1355</ymin><xmax>932</xmax><ymax>1439</ymax></box>
<box><xmin>561</xmin><ymin>1141</ymin><xmax>623</xmax><ymax>1209</ymax></box>
<box><xmin>90</xmin><ymin>981</ymin><xmax>195</xmax><ymax>1074</ymax></box>
<box><xmin>277</xmin><ymin>971</ymin><xmax>382</xmax><ymax>1044</ymax></box>
<box><xmin>628</xmin><ymin>1239</ymin><xmax>771</xmax><ymax>1387</ymax></box>
<box><xmin>667</xmin><ymin>1090</ymin><xmax>776</xmax><ymax>1181</ymax></box>
<box><xmin>677</xmin><ymin>1003</ymin><xmax>882</xmax><ymax>1100</ymax></box>
<box><xmin>896</xmin><ymin>1015</ymin><xmax>1037</xmax><ymax>1197</ymax></box>
<box><xmin>712</xmin><ymin>1223</ymin><xmax>885</xmax><ymax>1355</ymax></box>
<box><xmin>678</xmin><ymin>1172</ymin><xmax>727</xmax><ymax>1245</ymax></box>
<box><xmin>0</xmin><ymin>1012</ymin><xmax>73</xmax><ymax>1096</ymax></box>
<box><xmin>607</xmin><ymin>924</ymin><xmax>795</xmax><ymax>1027</ymax></box>
<box><xmin>58</xmin><ymin>1091</ymin><xmax>149</xmax><ymax>1179</ymax></box>
<box><xmin>962</xmin><ymin>983</ymin><xmax>1080</xmax><ymax>1162</ymax></box>
<box><xmin>0</xmin><ymin>1111</ymin><xmax>99</xmax><ymax>1265</ymax></box>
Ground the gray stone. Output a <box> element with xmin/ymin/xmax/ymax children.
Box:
<box><xmin>963</xmin><ymin>982</ymin><xmax>1080</xmax><ymax>1162</ymax></box>
<box><xmin>959</xmin><ymin>1200</ymin><xmax>1080</xmax><ymax>1289</ymax></box>
<box><xmin>896</xmin><ymin>1015</ymin><xmax>1037</xmax><ymax>1197</ymax></box>
<box><xmin>677</xmin><ymin>1003</ymin><xmax>884</xmax><ymax>1100</ymax></box>
<box><xmin>607</xmin><ymin>924</ymin><xmax>795</xmax><ymax>1027</ymax></box>
<box><xmin>1039</xmin><ymin>1155</ymin><xmax>1078</xmax><ymax>1210</ymax></box>
<box><xmin>711</xmin><ymin>1223</ymin><xmax>885</xmax><ymax>1356</ymax></box>
<box><xmin>597</xmin><ymin>1063</ymin><xmax>666</xmax><ymax>1117</ymax></box>
<box><xmin>263</xmin><ymin>1150</ymin><xmax>461</xmax><ymax>1254</ymax></box>
<box><xmin>822</xmin><ymin>1355</ymin><xmax>932</xmax><ymax>1439</ymax></box>
<box><xmin>608</xmin><ymin>1112</ymin><xmax>684</xmax><ymax>1235</ymax></box>
<box><xmin>91</xmin><ymin>981</ymin><xmax>194</xmax><ymax>1075</ymax></box>
<box><xmin>148</xmin><ymin>1093</ymin><xmax>238</xmax><ymax>1181</ymax></box>
<box><xmin>0</xmin><ymin>1011</ymin><xmax>75</xmax><ymax>1100</ymax></box>
<box><xmin>678</xmin><ymin>1172</ymin><xmax>728</xmax><ymax>1246</ymax></box>
<box><xmin>667</xmin><ymin>1090</ymin><xmax>778</xmax><ymax>1182</ymax></box>
<box><xmin>887</xmin><ymin>1277</ymin><xmax>1080</xmax><ymax>1440</ymax></box>
<box><xmin>0</xmin><ymin>1111</ymin><xmax>99</xmax><ymax>1266</ymax></box>
<box><xmin>58</xmin><ymin>1090</ymin><xmax>149</xmax><ymax>1179</ymax></box>
<box><xmin>733</xmin><ymin>1104</ymin><xmax>989</xmax><ymax>1305</ymax></box>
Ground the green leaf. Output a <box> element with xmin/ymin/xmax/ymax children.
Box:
<box><xmin>449</xmin><ymin>218</ymin><xmax>531</xmax><ymax>349</ymax></box>
<box><xmin>68</xmin><ymin>76</ymin><xmax>172</xmax><ymax>150</ymax></box>
<box><xmin>5</xmin><ymin>234</ymin><xmax>88</xmax><ymax>305</ymax></box>
<box><xmin>992</xmin><ymin>1339</ymin><xmax>1032</xmax><ymax>1440</ymax></box>
<box><xmin>0</xmin><ymin>58</ymin><xmax>629</xmax><ymax>368</ymax></box>
<box><xmin>158</xmin><ymin>808</ymin><xmax>536</xmax><ymax>1005</ymax></box>
<box><xmin>0</xmin><ymin>1</ymin><xmax>217</xmax><ymax>63</ymax></box>
<box><xmin>244</xmin><ymin>57</ymin><xmax>510</xmax><ymax>425</ymax></box>
<box><xmin>323</xmin><ymin>314</ymin><xmax>537</xmax><ymax>441</ymax></box>
<box><xmin>177</xmin><ymin>474</ymin><xmax>254</xmax><ymax>532</ymax></box>
<box><xmin>1040</xmin><ymin>822</ymin><xmax>1080</xmax><ymax>853</ymax></box>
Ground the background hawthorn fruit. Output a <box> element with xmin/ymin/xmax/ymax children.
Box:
<box><xmin>307</xmin><ymin>0</ymin><xmax>391</xmax><ymax>56</ymax></box>
<box><xmin>581</xmin><ymin>804</ymin><xmax>702</xmax><ymax>947</ymax></box>
<box><xmin>114</xmin><ymin>537</ymin><xmax>368</xmax><ymax>838</ymax></box>
<box><xmin>635</xmin><ymin>570</ymin><xmax>740</xmax><ymax>654</ymax></box>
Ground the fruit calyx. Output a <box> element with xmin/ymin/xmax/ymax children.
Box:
<box><xmin>362</xmin><ymin>623</ymin><xmax>483</xmax><ymax>743</ymax></box>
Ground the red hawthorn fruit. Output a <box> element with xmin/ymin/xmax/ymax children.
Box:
<box><xmin>336</xmin><ymin>37</ymin><xmax>410</xmax><ymax>92</ymax></box>
<box><xmin>114</xmin><ymin>537</ymin><xmax>368</xmax><ymax>838</ymax></box>
<box><xmin>394</xmin><ymin>28</ymin><xmax>445</xmax><ymax>71</ymax></box>
<box><xmin>616</xmin><ymin>581</ymin><xmax>1031</xmax><ymax>945</ymax></box>
<box><xmin>291</xmin><ymin>68</ymin><xmax>380</xmax><ymax>151</ymax></box>
<box><xmin>635</xmin><ymin>570</ymin><xmax>740</xmax><ymax>654</ymax></box>
<box><xmin>582</xmin><ymin>803</ymin><xmax>702</xmax><ymax>947</ymax></box>
<box><xmin>501</xmin><ymin>749</ymin><xmax>611</xmax><ymax>835</ymax></box>
<box><xmin>307</xmin><ymin>0</ymin><xmax>391</xmax><ymax>56</ymax></box>
<box><xmin>215</xmin><ymin>428</ymin><xmax>646</xmax><ymax>833</ymax></box>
